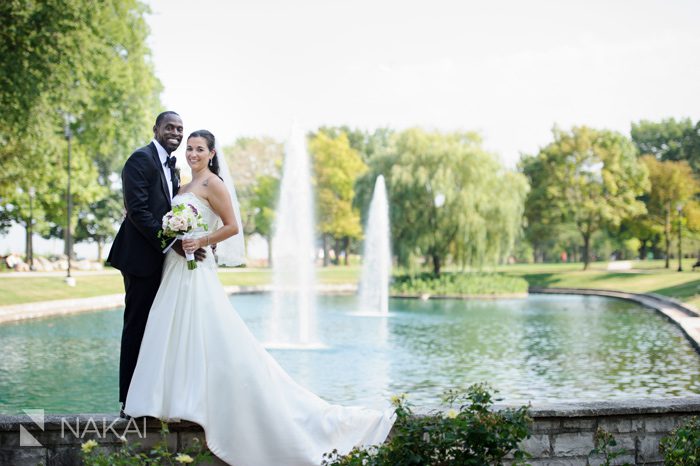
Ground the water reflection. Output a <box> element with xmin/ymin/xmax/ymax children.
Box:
<box><xmin>0</xmin><ymin>294</ymin><xmax>699</xmax><ymax>414</ymax></box>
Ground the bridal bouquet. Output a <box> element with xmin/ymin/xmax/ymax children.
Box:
<box><xmin>159</xmin><ymin>203</ymin><xmax>208</xmax><ymax>270</ymax></box>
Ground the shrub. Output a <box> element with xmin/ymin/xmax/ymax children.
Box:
<box><xmin>322</xmin><ymin>383</ymin><xmax>532</xmax><ymax>466</ymax></box>
<box><xmin>588</xmin><ymin>427</ymin><xmax>632</xmax><ymax>466</ymax></box>
<box><xmin>660</xmin><ymin>416</ymin><xmax>700</xmax><ymax>465</ymax></box>
<box><xmin>391</xmin><ymin>272</ymin><xmax>528</xmax><ymax>296</ymax></box>
<box><xmin>81</xmin><ymin>421</ymin><xmax>212</xmax><ymax>465</ymax></box>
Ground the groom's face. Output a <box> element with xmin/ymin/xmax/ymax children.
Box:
<box><xmin>154</xmin><ymin>115</ymin><xmax>184</xmax><ymax>154</ymax></box>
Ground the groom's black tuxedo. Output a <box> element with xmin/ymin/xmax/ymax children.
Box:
<box><xmin>108</xmin><ymin>142</ymin><xmax>178</xmax><ymax>276</ymax></box>
<box><xmin>107</xmin><ymin>141</ymin><xmax>179</xmax><ymax>403</ymax></box>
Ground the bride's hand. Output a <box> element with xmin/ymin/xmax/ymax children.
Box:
<box><xmin>182</xmin><ymin>238</ymin><xmax>201</xmax><ymax>254</ymax></box>
<box><xmin>172</xmin><ymin>240</ymin><xmax>206</xmax><ymax>261</ymax></box>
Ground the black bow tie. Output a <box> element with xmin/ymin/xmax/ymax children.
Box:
<box><xmin>164</xmin><ymin>156</ymin><xmax>176</xmax><ymax>169</ymax></box>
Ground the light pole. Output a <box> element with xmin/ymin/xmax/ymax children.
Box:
<box><xmin>677</xmin><ymin>203</ymin><xmax>683</xmax><ymax>272</ymax></box>
<box><xmin>28</xmin><ymin>187</ymin><xmax>35</xmax><ymax>270</ymax></box>
<box><xmin>63</xmin><ymin>114</ymin><xmax>75</xmax><ymax>286</ymax></box>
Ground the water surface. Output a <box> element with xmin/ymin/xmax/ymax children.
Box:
<box><xmin>1</xmin><ymin>294</ymin><xmax>698</xmax><ymax>414</ymax></box>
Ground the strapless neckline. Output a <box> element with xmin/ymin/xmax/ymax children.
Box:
<box><xmin>175</xmin><ymin>191</ymin><xmax>214</xmax><ymax>213</ymax></box>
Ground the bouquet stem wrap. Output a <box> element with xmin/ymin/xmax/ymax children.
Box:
<box><xmin>178</xmin><ymin>232</ymin><xmax>198</xmax><ymax>270</ymax></box>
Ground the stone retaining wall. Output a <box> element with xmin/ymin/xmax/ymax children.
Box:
<box><xmin>2</xmin><ymin>397</ymin><xmax>699</xmax><ymax>465</ymax></box>
<box><xmin>510</xmin><ymin>396</ymin><xmax>700</xmax><ymax>465</ymax></box>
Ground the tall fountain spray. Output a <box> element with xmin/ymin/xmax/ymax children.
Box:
<box><xmin>270</xmin><ymin>123</ymin><xmax>318</xmax><ymax>346</ymax></box>
<box><xmin>359</xmin><ymin>175</ymin><xmax>391</xmax><ymax>314</ymax></box>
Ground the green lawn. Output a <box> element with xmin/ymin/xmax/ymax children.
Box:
<box><xmin>497</xmin><ymin>259</ymin><xmax>700</xmax><ymax>307</ymax></box>
<box><xmin>0</xmin><ymin>266</ymin><xmax>363</xmax><ymax>306</ymax></box>
<box><xmin>2</xmin><ymin>261</ymin><xmax>699</xmax><ymax>308</ymax></box>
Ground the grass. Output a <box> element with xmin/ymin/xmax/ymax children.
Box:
<box><xmin>0</xmin><ymin>266</ymin><xmax>363</xmax><ymax>306</ymax></box>
<box><xmin>1</xmin><ymin>260</ymin><xmax>699</xmax><ymax>308</ymax></box>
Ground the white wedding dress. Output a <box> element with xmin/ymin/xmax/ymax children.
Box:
<box><xmin>124</xmin><ymin>192</ymin><xmax>395</xmax><ymax>466</ymax></box>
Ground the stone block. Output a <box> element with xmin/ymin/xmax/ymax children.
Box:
<box><xmin>133</xmin><ymin>430</ymin><xmax>178</xmax><ymax>452</ymax></box>
<box><xmin>561</xmin><ymin>418</ymin><xmax>596</xmax><ymax>431</ymax></box>
<box><xmin>0</xmin><ymin>447</ymin><xmax>47</xmax><ymax>466</ymax></box>
<box><xmin>519</xmin><ymin>433</ymin><xmax>551</xmax><ymax>457</ymax></box>
<box><xmin>46</xmin><ymin>446</ymin><xmax>83</xmax><ymax>466</ymax></box>
<box><xmin>553</xmin><ymin>432</ymin><xmax>595</xmax><ymax>457</ymax></box>
<box><xmin>597</xmin><ymin>417</ymin><xmax>643</xmax><ymax>433</ymax></box>
<box><xmin>0</xmin><ymin>431</ymin><xmax>19</xmax><ymax>448</ymax></box>
<box><xmin>526</xmin><ymin>458</ymin><xmax>588</xmax><ymax>466</ymax></box>
<box><xmin>587</xmin><ymin>452</ymin><xmax>636</xmax><ymax>465</ymax></box>
<box><xmin>531</xmin><ymin>419</ymin><xmax>562</xmax><ymax>434</ymax></box>
<box><xmin>644</xmin><ymin>415</ymin><xmax>689</xmax><ymax>433</ymax></box>
<box><xmin>179</xmin><ymin>431</ymin><xmax>207</xmax><ymax>450</ymax></box>
<box><xmin>637</xmin><ymin>434</ymin><xmax>665</xmax><ymax>463</ymax></box>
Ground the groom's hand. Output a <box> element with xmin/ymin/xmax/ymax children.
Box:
<box><xmin>172</xmin><ymin>240</ymin><xmax>207</xmax><ymax>262</ymax></box>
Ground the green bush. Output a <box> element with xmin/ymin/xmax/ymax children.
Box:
<box><xmin>81</xmin><ymin>421</ymin><xmax>212</xmax><ymax>465</ymax></box>
<box><xmin>322</xmin><ymin>383</ymin><xmax>532</xmax><ymax>466</ymax></box>
<box><xmin>588</xmin><ymin>427</ymin><xmax>632</xmax><ymax>466</ymax></box>
<box><xmin>391</xmin><ymin>272</ymin><xmax>528</xmax><ymax>296</ymax></box>
<box><xmin>660</xmin><ymin>416</ymin><xmax>700</xmax><ymax>465</ymax></box>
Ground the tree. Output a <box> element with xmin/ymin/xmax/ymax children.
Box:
<box><xmin>520</xmin><ymin>153</ymin><xmax>572</xmax><ymax>262</ymax></box>
<box><xmin>74</xmin><ymin>187</ymin><xmax>123</xmax><ymax>262</ymax></box>
<box><xmin>631</xmin><ymin>118</ymin><xmax>700</xmax><ymax>173</ymax></box>
<box><xmin>223</xmin><ymin>137</ymin><xmax>283</xmax><ymax>265</ymax></box>
<box><xmin>223</xmin><ymin>137</ymin><xmax>283</xmax><ymax>193</ymax></box>
<box><xmin>315</xmin><ymin>126</ymin><xmax>395</xmax><ymax>164</ymax></box>
<box><xmin>640</xmin><ymin>156</ymin><xmax>700</xmax><ymax>268</ymax></box>
<box><xmin>247</xmin><ymin>175</ymin><xmax>280</xmax><ymax>265</ymax></box>
<box><xmin>309</xmin><ymin>132</ymin><xmax>367</xmax><ymax>266</ymax></box>
<box><xmin>0</xmin><ymin>0</ymin><xmax>162</xmax><ymax>258</ymax></box>
<box><xmin>358</xmin><ymin>128</ymin><xmax>528</xmax><ymax>276</ymax></box>
<box><xmin>525</xmin><ymin>127</ymin><xmax>648</xmax><ymax>269</ymax></box>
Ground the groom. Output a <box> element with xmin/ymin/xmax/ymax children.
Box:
<box><xmin>107</xmin><ymin>111</ymin><xmax>204</xmax><ymax>414</ymax></box>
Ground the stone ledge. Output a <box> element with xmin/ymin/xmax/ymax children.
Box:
<box><xmin>3</xmin><ymin>397</ymin><xmax>700</xmax><ymax>465</ymax></box>
<box><xmin>520</xmin><ymin>396</ymin><xmax>700</xmax><ymax>418</ymax></box>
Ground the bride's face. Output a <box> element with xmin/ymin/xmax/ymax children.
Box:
<box><xmin>186</xmin><ymin>136</ymin><xmax>214</xmax><ymax>171</ymax></box>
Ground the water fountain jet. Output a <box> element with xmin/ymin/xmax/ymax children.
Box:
<box><xmin>269</xmin><ymin>123</ymin><xmax>322</xmax><ymax>349</ymax></box>
<box><xmin>358</xmin><ymin>175</ymin><xmax>391</xmax><ymax>315</ymax></box>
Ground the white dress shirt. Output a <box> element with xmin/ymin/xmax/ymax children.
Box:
<box><xmin>152</xmin><ymin>139</ymin><xmax>173</xmax><ymax>200</ymax></box>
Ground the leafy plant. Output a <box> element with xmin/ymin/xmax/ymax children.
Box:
<box><xmin>81</xmin><ymin>421</ymin><xmax>212</xmax><ymax>465</ymax></box>
<box><xmin>322</xmin><ymin>383</ymin><xmax>532</xmax><ymax>466</ymax></box>
<box><xmin>588</xmin><ymin>427</ymin><xmax>632</xmax><ymax>466</ymax></box>
<box><xmin>660</xmin><ymin>416</ymin><xmax>700</xmax><ymax>465</ymax></box>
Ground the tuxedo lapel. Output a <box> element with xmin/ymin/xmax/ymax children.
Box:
<box><xmin>148</xmin><ymin>142</ymin><xmax>172</xmax><ymax>207</ymax></box>
<box><xmin>172</xmin><ymin>169</ymin><xmax>180</xmax><ymax>196</ymax></box>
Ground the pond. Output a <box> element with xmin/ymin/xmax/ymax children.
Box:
<box><xmin>1</xmin><ymin>294</ymin><xmax>699</xmax><ymax>414</ymax></box>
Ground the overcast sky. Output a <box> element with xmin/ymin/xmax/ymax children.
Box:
<box><xmin>4</xmin><ymin>0</ymin><xmax>700</xmax><ymax>257</ymax></box>
<box><xmin>148</xmin><ymin>0</ymin><xmax>700</xmax><ymax>166</ymax></box>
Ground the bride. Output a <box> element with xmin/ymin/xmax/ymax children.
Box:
<box><xmin>124</xmin><ymin>130</ymin><xmax>395</xmax><ymax>465</ymax></box>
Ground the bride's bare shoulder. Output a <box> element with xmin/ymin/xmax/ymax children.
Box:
<box><xmin>202</xmin><ymin>176</ymin><xmax>227</xmax><ymax>201</ymax></box>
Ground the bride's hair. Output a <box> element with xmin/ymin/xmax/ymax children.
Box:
<box><xmin>188</xmin><ymin>129</ymin><xmax>223</xmax><ymax>180</ymax></box>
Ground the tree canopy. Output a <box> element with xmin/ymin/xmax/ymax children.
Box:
<box><xmin>521</xmin><ymin>126</ymin><xmax>649</xmax><ymax>269</ymax></box>
<box><xmin>359</xmin><ymin>128</ymin><xmax>528</xmax><ymax>275</ymax></box>
<box><xmin>0</xmin><ymin>0</ymin><xmax>162</xmax><ymax>257</ymax></box>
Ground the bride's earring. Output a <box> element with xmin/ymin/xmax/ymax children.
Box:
<box><xmin>208</xmin><ymin>159</ymin><xmax>213</xmax><ymax>167</ymax></box>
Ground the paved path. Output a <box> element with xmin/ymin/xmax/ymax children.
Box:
<box><xmin>0</xmin><ymin>284</ymin><xmax>358</xmax><ymax>324</ymax></box>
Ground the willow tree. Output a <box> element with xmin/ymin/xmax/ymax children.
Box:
<box><xmin>358</xmin><ymin>128</ymin><xmax>528</xmax><ymax>276</ymax></box>
<box><xmin>525</xmin><ymin>127</ymin><xmax>649</xmax><ymax>269</ymax></box>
